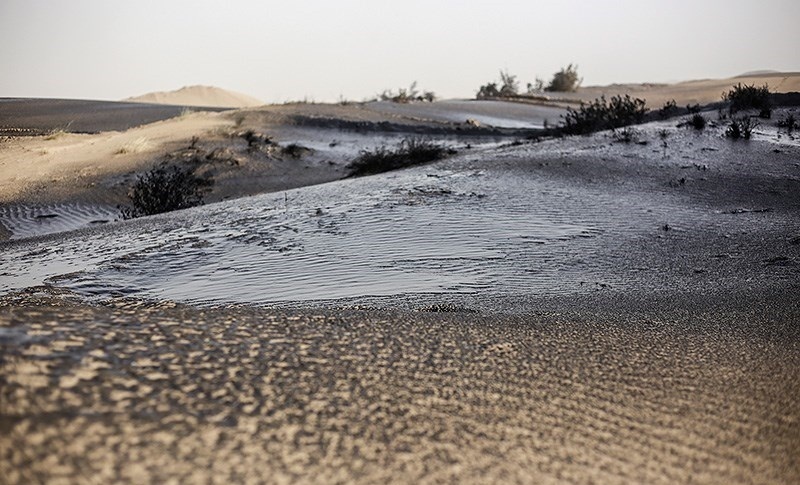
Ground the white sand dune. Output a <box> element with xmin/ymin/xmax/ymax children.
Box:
<box><xmin>125</xmin><ymin>85</ymin><xmax>264</xmax><ymax>108</ymax></box>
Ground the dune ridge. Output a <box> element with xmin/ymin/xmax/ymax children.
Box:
<box><xmin>125</xmin><ymin>85</ymin><xmax>264</xmax><ymax>108</ymax></box>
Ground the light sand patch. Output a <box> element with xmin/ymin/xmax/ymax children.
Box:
<box><xmin>0</xmin><ymin>111</ymin><xmax>231</xmax><ymax>204</ymax></box>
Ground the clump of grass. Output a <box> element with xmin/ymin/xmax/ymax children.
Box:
<box><xmin>120</xmin><ymin>164</ymin><xmax>212</xmax><ymax>219</ymax></box>
<box><xmin>545</xmin><ymin>64</ymin><xmax>582</xmax><ymax>92</ymax></box>
<box><xmin>560</xmin><ymin>94</ymin><xmax>648</xmax><ymax>135</ymax></box>
<box><xmin>347</xmin><ymin>138</ymin><xmax>453</xmax><ymax>177</ymax></box>
<box><xmin>777</xmin><ymin>113</ymin><xmax>798</xmax><ymax>132</ymax></box>
<box><xmin>115</xmin><ymin>137</ymin><xmax>151</xmax><ymax>155</ymax></box>
<box><xmin>612</xmin><ymin>126</ymin><xmax>642</xmax><ymax>143</ymax></box>
<box><xmin>725</xmin><ymin>116</ymin><xmax>759</xmax><ymax>140</ymax></box>
<box><xmin>380</xmin><ymin>81</ymin><xmax>435</xmax><ymax>103</ymax></box>
<box><xmin>689</xmin><ymin>113</ymin><xmax>706</xmax><ymax>130</ymax></box>
<box><xmin>44</xmin><ymin>129</ymin><xmax>67</xmax><ymax>141</ymax></box>
<box><xmin>723</xmin><ymin>83</ymin><xmax>771</xmax><ymax>118</ymax></box>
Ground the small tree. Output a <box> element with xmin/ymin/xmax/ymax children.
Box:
<box><xmin>546</xmin><ymin>64</ymin><xmax>582</xmax><ymax>92</ymax></box>
<box><xmin>499</xmin><ymin>70</ymin><xmax>519</xmax><ymax>97</ymax></box>
<box><xmin>476</xmin><ymin>82</ymin><xmax>500</xmax><ymax>99</ymax></box>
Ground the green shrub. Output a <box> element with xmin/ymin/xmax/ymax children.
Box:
<box><xmin>120</xmin><ymin>164</ymin><xmax>212</xmax><ymax>219</ymax></box>
<box><xmin>545</xmin><ymin>64</ymin><xmax>582</xmax><ymax>92</ymax></box>
<box><xmin>560</xmin><ymin>95</ymin><xmax>648</xmax><ymax>135</ymax></box>
<box><xmin>347</xmin><ymin>138</ymin><xmax>453</xmax><ymax>177</ymax></box>
<box><xmin>723</xmin><ymin>83</ymin><xmax>771</xmax><ymax>118</ymax></box>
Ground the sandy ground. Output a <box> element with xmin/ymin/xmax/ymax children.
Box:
<box><xmin>530</xmin><ymin>72</ymin><xmax>800</xmax><ymax>108</ymax></box>
<box><xmin>1</xmin><ymin>75</ymin><xmax>800</xmax><ymax>483</ymax></box>
<box><xmin>1</xmin><ymin>288</ymin><xmax>798</xmax><ymax>484</ymax></box>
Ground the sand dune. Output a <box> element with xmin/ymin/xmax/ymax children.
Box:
<box><xmin>558</xmin><ymin>72</ymin><xmax>800</xmax><ymax>107</ymax></box>
<box><xmin>125</xmin><ymin>85</ymin><xmax>264</xmax><ymax>108</ymax></box>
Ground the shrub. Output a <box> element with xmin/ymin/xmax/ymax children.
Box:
<box><xmin>476</xmin><ymin>82</ymin><xmax>499</xmax><ymax>99</ymax></box>
<box><xmin>347</xmin><ymin>138</ymin><xmax>453</xmax><ymax>177</ymax></box>
<box><xmin>499</xmin><ymin>70</ymin><xmax>519</xmax><ymax>97</ymax></box>
<box><xmin>658</xmin><ymin>99</ymin><xmax>677</xmax><ymax>119</ymax></box>
<box><xmin>380</xmin><ymin>81</ymin><xmax>435</xmax><ymax>103</ymax></box>
<box><xmin>545</xmin><ymin>64</ymin><xmax>582</xmax><ymax>92</ymax></box>
<box><xmin>686</xmin><ymin>104</ymin><xmax>701</xmax><ymax>114</ymax></box>
<box><xmin>725</xmin><ymin>117</ymin><xmax>759</xmax><ymax>140</ymax></box>
<box><xmin>560</xmin><ymin>94</ymin><xmax>648</xmax><ymax>135</ymax></box>
<box><xmin>777</xmin><ymin>113</ymin><xmax>798</xmax><ymax>132</ymax></box>
<box><xmin>723</xmin><ymin>83</ymin><xmax>771</xmax><ymax>118</ymax></box>
<box><xmin>612</xmin><ymin>127</ymin><xmax>641</xmax><ymax>143</ymax></box>
<box><xmin>689</xmin><ymin>113</ymin><xmax>706</xmax><ymax>130</ymax></box>
<box><xmin>477</xmin><ymin>70</ymin><xmax>519</xmax><ymax>99</ymax></box>
<box><xmin>120</xmin><ymin>164</ymin><xmax>212</xmax><ymax>219</ymax></box>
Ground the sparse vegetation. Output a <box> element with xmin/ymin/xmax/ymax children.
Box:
<box><xmin>658</xmin><ymin>129</ymin><xmax>670</xmax><ymax>156</ymax></box>
<box><xmin>380</xmin><ymin>81</ymin><xmax>435</xmax><ymax>103</ymax></box>
<box><xmin>477</xmin><ymin>70</ymin><xmax>519</xmax><ymax>99</ymax></box>
<box><xmin>658</xmin><ymin>99</ymin><xmax>678</xmax><ymax>119</ymax></box>
<box><xmin>545</xmin><ymin>64</ymin><xmax>582</xmax><ymax>92</ymax></box>
<box><xmin>723</xmin><ymin>83</ymin><xmax>771</xmax><ymax>118</ymax></box>
<box><xmin>725</xmin><ymin>116</ymin><xmax>759</xmax><ymax>140</ymax></box>
<box><xmin>686</xmin><ymin>104</ymin><xmax>701</xmax><ymax>114</ymax></box>
<box><xmin>688</xmin><ymin>113</ymin><xmax>706</xmax><ymax>130</ymax></box>
<box><xmin>612</xmin><ymin>127</ymin><xmax>642</xmax><ymax>144</ymax></box>
<box><xmin>240</xmin><ymin>130</ymin><xmax>273</xmax><ymax>148</ymax></box>
<box><xmin>115</xmin><ymin>137</ymin><xmax>151</xmax><ymax>155</ymax></box>
<box><xmin>120</xmin><ymin>164</ymin><xmax>212</xmax><ymax>219</ymax></box>
<box><xmin>777</xmin><ymin>113</ymin><xmax>798</xmax><ymax>132</ymax></box>
<box><xmin>560</xmin><ymin>95</ymin><xmax>648</xmax><ymax>135</ymax></box>
<box><xmin>347</xmin><ymin>138</ymin><xmax>453</xmax><ymax>177</ymax></box>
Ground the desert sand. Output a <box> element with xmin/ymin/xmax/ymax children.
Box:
<box><xmin>529</xmin><ymin>72</ymin><xmax>800</xmax><ymax>108</ymax></box>
<box><xmin>1</xmin><ymin>75</ymin><xmax>799</xmax><ymax>484</ymax></box>
<box><xmin>125</xmin><ymin>85</ymin><xmax>265</xmax><ymax>108</ymax></box>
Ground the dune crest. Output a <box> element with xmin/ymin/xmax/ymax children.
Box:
<box><xmin>125</xmin><ymin>85</ymin><xmax>263</xmax><ymax>108</ymax></box>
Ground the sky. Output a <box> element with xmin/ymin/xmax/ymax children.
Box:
<box><xmin>1</xmin><ymin>0</ymin><xmax>798</xmax><ymax>103</ymax></box>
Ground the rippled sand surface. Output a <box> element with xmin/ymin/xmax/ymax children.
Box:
<box><xmin>1</xmin><ymin>292</ymin><xmax>798</xmax><ymax>484</ymax></box>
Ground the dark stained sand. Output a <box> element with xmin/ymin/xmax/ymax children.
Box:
<box><xmin>0</xmin><ymin>98</ymin><xmax>229</xmax><ymax>135</ymax></box>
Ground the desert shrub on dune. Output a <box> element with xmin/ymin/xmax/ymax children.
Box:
<box><xmin>723</xmin><ymin>83</ymin><xmax>771</xmax><ymax>118</ymax></box>
<box><xmin>347</xmin><ymin>138</ymin><xmax>453</xmax><ymax>177</ymax></box>
<box><xmin>477</xmin><ymin>70</ymin><xmax>519</xmax><ymax>99</ymax></box>
<box><xmin>658</xmin><ymin>99</ymin><xmax>678</xmax><ymax>119</ymax></box>
<box><xmin>688</xmin><ymin>113</ymin><xmax>706</xmax><ymax>130</ymax></box>
<box><xmin>545</xmin><ymin>64</ymin><xmax>582</xmax><ymax>92</ymax></box>
<box><xmin>380</xmin><ymin>81</ymin><xmax>436</xmax><ymax>103</ymax></box>
<box><xmin>560</xmin><ymin>94</ymin><xmax>648</xmax><ymax>135</ymax></box>
<box><xmin>725</xmin><ymin>116</ymin><xmax>758</xmax><ymax>140</ymax></box>
<box><xmin>120</xmin><ymin>164</ymin><xmax>212</xmax><ymax>219</ymax></box>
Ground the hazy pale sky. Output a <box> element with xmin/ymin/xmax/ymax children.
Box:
<box><xmin>1</xmin><ymin>0</ymin><xmax>798</xmax><ymax>102</ymax></box>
